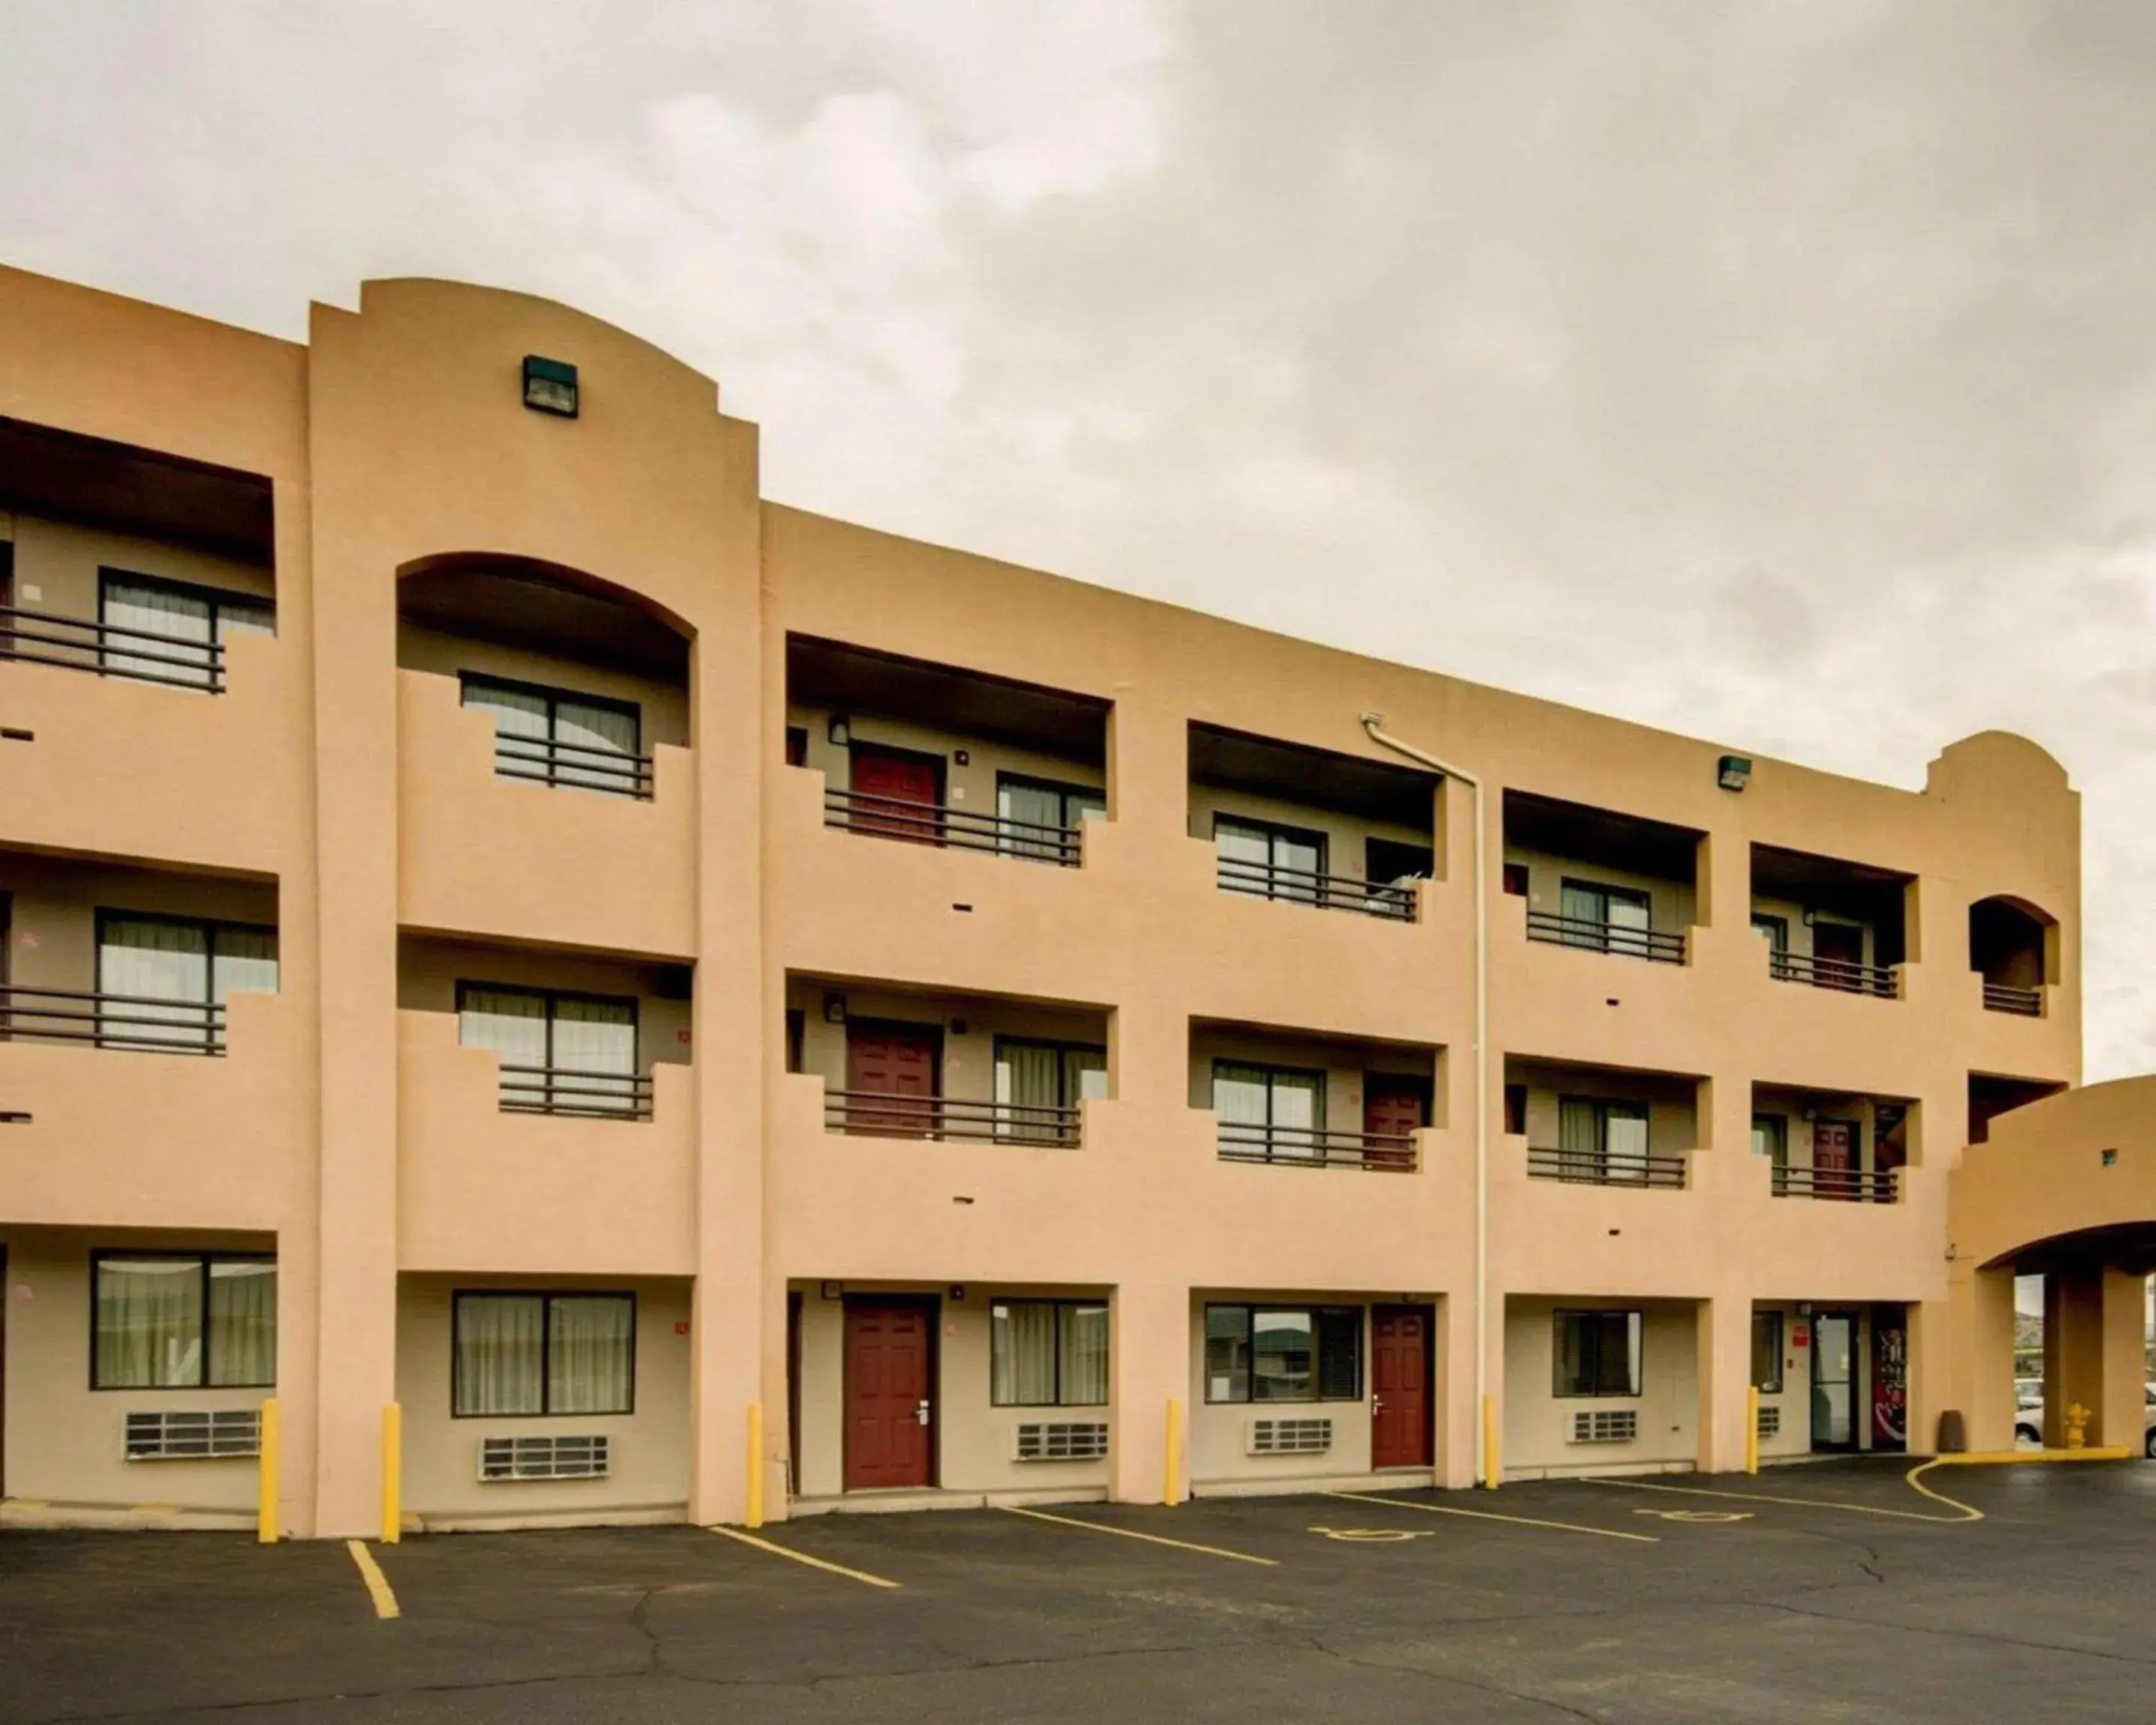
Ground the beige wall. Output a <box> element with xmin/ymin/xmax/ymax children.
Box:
<box><xmin>4</xmin><ymin>514</ymin><xmax>274</xmax><ymax>621</ymax></box>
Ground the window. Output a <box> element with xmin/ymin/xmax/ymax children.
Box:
<box><xmin>785</xmin><ymin>725</ymin><xmax>809</xmax><ymax>767</ymax></box>
<box><xmin>1554</xmin><ymin>1310</ymin><xmax>1642</xmax><ymax>1398</ymax></box>
<box><xmin>96</xmin><ymin>913</ymin><xmax>277</xmax><ymax>1052</ymax></box>
<box><xmin>1502</xmin><ymin>862</ymin><xmax>1530</xmax><ymax>897</ymax></box>
<box><xmin>1557</xmin><ymin>1096</ymin><xmax>1651</xmax><ymax>1182</ymax></box>
<box><xmin>461</xmin><ymin>673</ymin><xmax>644</xmax><ymax>798</ymax></box>
<box><xmin>1751</xmin><ymin>1113</ymin><xmax>1788</xmax><ymax>1169</ymax></box>
<box><xmin>1204</xmin><ymin>1304</ymin><xmax>1360</xmax><ymax>1402</ymax></box>
<box><xmin>1504</xmin><ymin>1083</ymin><xmax>1528</xmax><ymax>1137</ymax></box>
<box><xmin>93</xmin><ymin>1253</ymin><xmax>275</xmax><ymax>1388</ymax></box>
<box><xmin>785</xmin><ymin>1008</ymin><xmax>806</xmax><ymax>1075</ymax></box>
<box><xmin>1366</xmin><ymin>838</ymin><xmax>1434</xmax><ymax>886</ymax></box>
<box><xmin>1215</xmin><ymin>815</ymin><xmax>1327</xmax><ymax>903</ymax></box>
<box><xmin>1213</xmin><ymin>1061</ymin><xmax>1325</xmax><ymax>1160</ymax></box>
<box><xmin>990</xmin><ymin>1300</ymin><xmax>1108</xmax><ymax>1406</ymax></box>
<box><xmin>453</xmin><ymin>1292</ymin><xmax>635</xmax><ymax>1416</ymax></box>
<box><xmin>1751</xmin><ymin>1311</ymin><xmax>1785</xmax><ymax>1395</ymax></box>
<box><xmin>458</xmin><ymin>984</ymin><xmax>639</xmax><ymax>1114</ymax></box>
<box><xmin>1559</xmin><ymin>878</ymin><xmax>1651</xmax><ymax>953</ymax></box>
<box><xmin>997</xmin><ymin>774</ymin><xmax>1106</xmax><ymax>862</ymax></box>
<box><xmin>99</xmin><ymin>569</ymin><xmax>274</xmax><ymax>690</ymax></box>
<box><xmin>995</xmin><ymin>1038</ymin><xmax>1106</xmax><ymax>1143</ymax></box>
<box><xmin>1751</xmin><ymin>913</ymin><xmax>1789</xmax><ymax>953</ymax></box>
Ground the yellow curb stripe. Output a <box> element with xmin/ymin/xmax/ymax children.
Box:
<box><xmin>1901</xmin><ymin>1459</ymin><xmax>1985</xmax><ymax>1522</ymax></box>
<box><xmin>1327</xmin><ymin>1490</ymin><xmax>1659</xmax><ymax>1543</ymax></box>
<box><xmin>707</xmin><ymin>1524</ymin><xmax>902</xmax><ymax>1589</ymax></box>
<box><xmin>1580</xmin><ymin>1471</ymin><xmax>1979</xmax><ymax>1524</ymax></box>
<box><xmin>344</xmin><ymin>1539</ymin><xmax>400</xmax><ymax>1619</ymax></box>
<box><xmin>1936</xmin><ymin>1447</ymin><xmax>2130</xmax><ymax>1465</ymax></box>
<box><xmin>1002</xmin><ymin>1504</ymin><xmax>1279</xmax><ymax>1566</ymax></box>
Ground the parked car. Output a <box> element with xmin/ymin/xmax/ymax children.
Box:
<box><xmin>2015</xmin><ymin>1395</ymin><xmax>2156</xmax><ymax>1456</ymax></box>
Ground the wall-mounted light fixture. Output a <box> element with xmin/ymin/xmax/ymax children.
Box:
<box><xmin>820</xmin><ymin>1280</ymin><xmax>843</xmax><ymax>1300</ymax></box>
<box><xmin>1717</xmin><ymin>754</ymin><xmax>1753</xmax><ymax>792</ymax></box>
<box><xmin>823</xmin><ymin>991</ymin><xmax>847</xmax><ymax>1024</ymax></box>
<box><xmin>521</xmin><ymin>355</ymin><xmax>579</xmax><ymax>418</ymax></box>
<box><xmin>828</xmin><ymin>715</ymin><xmax>853</xmax><ymax>746</ymax></box>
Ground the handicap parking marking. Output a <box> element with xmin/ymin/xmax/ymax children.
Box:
<box><xmin>343</xmin><ymin>1540</ymin><xmax>400</xmax><ymax>1620</ymax></box>
<box><xmin>1308</xmin><ymin>1524</ymin><xmax>1436</xmax><ymax>1542</ymax></box>
<box><xmin>707</xmin><ymin>1524</ymin><xmax>904</xmax><ymax>1589</ymax></box>
<box><xmin>1002</xmin><ymin>1505</ymin><xmax>1279</xmax><ymax>1566</ymax></box>
<box><xmin>1326</xmin><ymin>1490</ymin><xmax>1660</xmax><ymax>1543</ymax></box>
<box><xmin>1633</xmin><ymin>1508</ymin><xmax>1754</xmax><ymax>1524</ymax></box>
<box><xmin>1580</xmin><ymin>1461</ymin><xmax>1983</xmax><ymax>1526</ymax></box>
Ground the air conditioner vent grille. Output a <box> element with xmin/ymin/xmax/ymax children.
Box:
<box><xmin>124</xmin><ymin>1409</ymin><xmax>261</xmax><ymax>1460</ymax></box>
<box><xmin>1249</xmin><ymin>1417</ymin><xmax>1333</xmax><ymax>1455</ymax></box>
<box><xmin>1756</xmin><ymin>1404</ymin><xmax>1782</xmax><ymax>1438</ymax></box>
<box><xmin>1568</xmin><ymin>1408</ymin><xmax>1638</xmax><ymax>1444</ymax></box>
<box><xmin>479</xmin><ymin>1434</ymin><xmax>611</xmax><ymax>1481</ymax></box>
<box><xmin>1015</xmin><ymin>1421</ymin><xmax>1109</xmax><ymax>1461</ymax></box>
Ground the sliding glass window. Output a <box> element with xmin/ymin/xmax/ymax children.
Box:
<box><xmin>460</xmin><ymin>674</ymin><xmax>645</xmax><ymax>798</ymax></box>
<box><xmin>990</xmin><ymin>1300</ymin><xmax>1109</xmax><ymax>1406</ymax></box>
<box><xmin>92</xmin><ymin>1253</ymin><xmax>276</xmax><ymax>1388</ymax></box>
<box><xmin>453</xmin><ymin>1291</ymin><xmax>635</xmax><ymax>1416</ymax></box>
<box><xmin>96</xmin><ymin>912</ymin><xmax>277</xmax><ymax>1053</ymax></box>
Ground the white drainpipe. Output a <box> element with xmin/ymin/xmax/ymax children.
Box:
<box><xmin>1359</xmin><ymin>711</ymin><xmax>1491</xmax><ymax>1487</ymax></box>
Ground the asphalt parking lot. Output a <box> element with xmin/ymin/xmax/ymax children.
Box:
<box><xmin>7</xmin><ymin>1459</ymin><xmax>2156</xmax><ymax>1723</ymax></box>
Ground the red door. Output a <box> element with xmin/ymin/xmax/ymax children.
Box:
<box><xmin>845</xmin><ymin>1300</ymin><xmax>935</xmax><ymax>1490</ymax></box>
<box><xmin>1813</xmin><ymin>1119</ymin><xmax>1857</xmax><ymax>1199</ymax></box>
<box><xmin>1812</xmin><ymin>922</ymin><xmax>1864</xmax><ymax>991</ymax></box>
<box><xmin>1371</xmin><ymin>1306</ymin><xmax>1433</xmax><ymax>1467</ymax></box>
<box><xmin>1363</xmin><ymin>1077</ymin><xmax>1426</xmax><ymax>1169</ymax></box>
<box><xmin>849</xmin><ymin>746</ymin><xmax>943</xmax><ymax>843</ymax></box>
<box><xmin>845</xmin><ymin>1023</ymin><xmax>939</xmax><ymax>1137</ymax></box>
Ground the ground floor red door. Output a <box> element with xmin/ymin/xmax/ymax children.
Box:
<box><xmin>1370</xmin><ymin>1304</ymin><xmax>1434</xmax><ymax>1468</ymax></box>
<box><xmin>844</xmin><ymin>1299</ymin><xmax>936</xmax><ymax>1491</ymax></box>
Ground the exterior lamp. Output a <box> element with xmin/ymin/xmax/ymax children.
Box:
<box><xmin>1717</xmin><ymin>754</ymin><xmax>1752</xmax><ymax>792</ymax></box>
<box><xmin>828</xmin><ymin>715</ymin><xmax>852</xmax><ymax>746</ymax></box>
<box><xmin>521</xmin><ymin>355</ymin><xmax>579</xmax><ymax>418</ymax></box>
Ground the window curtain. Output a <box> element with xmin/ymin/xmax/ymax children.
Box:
<box><xmin>1065</xmin><ymin>1048</ymin><xmax>1108</xmax><ymax>1104</ymax></box>
<box><xmin>211</xmin><ymin>928</ymin><xmax>279</xmax><ymax>1001</ymax></box>
<box><xmin>996</xmin><ymin>1042</ymin><xmax>1062</xmax><ymax>1140</ymax></box>
<box><xmin>100</xmin><ymin>917</ymin><xmax>210</xmax><ymax>1050</ymax></box>
<box><xmin>1270</xmin><ymin>1070</ymin><xmax>1321</xmax><ymax>1158</ymax></box>
<box><xmin>1559</xmin><ymin>881</ymin><xmax>1604</xmax><ymax>946</ymax></box>
<box><xmin>547</xmin><ymin>1295</ymin><xmax>633</xmax><ymax>1414</ymax></box>
<box><xmin>454</xmin><ymin>1294</ymin><xmax>544</xmax><ymax>1414</ymax></box>
<box><xmin>991</xmin><ymin>1302</ymin><xmax>1059</xmax><ymax>1405</ymax></box>
<box><xmin>463</xmin><ymin>683</ymin><xmax>550</xmax><ymax>780</ymax></box>
<box><xmin>95</xmin><ymin>1257</ymin><xmax>203</xmax><ymax>1387</ymax></box>
<box><xmin>1213</xmin><ymin>1062</ymin><xmax>1270</xmax><ymax>1157</ymax></box>
<box><xmin>1558</xmin><ymin>1098</ymin><xmax>1600</xmax><ymax>1175</ymax></box>
<box><xmin>214</xmin><ymin>599</ymin><xmax>276</xmax><ymax>644</ymax></box>
<box><xmin>1604</xmin><ymin>1103</ymin><xmax>1650</xmax><ymax>1183</ymax></box>
<box><xmin>460</xmin><ymin>989</ymin><xmax>549</xmax><ymax>1068</ymax></box>
<box><xmin>207</xmin><ymin>1261</ymin><xmax>277</xmax><ymax>1386</ymax></box>
<box><xmin>553</xmin><ymin>698</ymin><xmax>639</xmax><ymax>796</ymax></box>
<box><xmin>103</xmin><ymin>579</ymin><xmax>212</xmax><ymax>687</ymax></box>
<box><xmin>552</xmin><ymin>997</ymin><xmax>637</xmax><ymax>1113</ymax></box>
<box><xmin>1061</xmin><ymin>1303</ymin><xmax>1109</xmax><ymax>1405</ymax></box>
<box><xmin>997</xmin><ymin>780</ymin><xmax>1065</xmax><ymax>860</ymax></box>
<box><xmin>1605</xmin><ymin>890</ymin><xmax>1651</xmax><ymax>957</ymax></box>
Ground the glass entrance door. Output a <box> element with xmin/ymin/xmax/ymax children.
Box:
<box><xmin>1810</xmin><ymin>1313</ymin><xmax>1857</xmax><ymax>1449</ymax></box>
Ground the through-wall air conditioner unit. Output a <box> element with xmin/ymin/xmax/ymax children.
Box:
<box><xmin>1568</xmin><ymin>1408</ymin><xmax>1638</xmax><ymax>1444</ymax></box>
<box><xmin>1014</xmin><ymin>1421</ymin><xmax>1109</xmax><ymax>1462</ymax></box>
<box><xmin>478</xmin><ymin>1434</ymin><xmax>611</xmax><ymax>1481</ymax></box>
<box><xmin>1756</xmin><ymin>1404</ymin><xmax>1782</xmax><ymax>1439</ymax></box>
<box><xmin>1248</xmin><ymin>1417</ymin><xmax>1333</xmax><ymax>1455</ymax></box>
<box><xmin>124</xmin><ymin>1409</ymin><xmax>261</xmax><ymax>1461</ymax></box>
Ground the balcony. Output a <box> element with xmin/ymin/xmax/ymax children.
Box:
<box><xmin>0</xmin><ymin>605</ymin><xmax>237</xmax><ymax>693</ymax></box>
<box><xmin>0</xmin><ymin>984</ymin><xmax>225</xmax><ymax>1055</ymax></box>
<box><xmin>790</xmin><ymin>635</ymin><xmax>1109</xmax><ymax>870</ymax></box>
<box><xmin>1504</xmin><ymin>791</ymin><xmax>1699</xmax><ymax>967</ymax></box>
<box><xmin>1770</xmin><ymin>1164</ymin><xmax>1896</xmax><ymax>1203</ymax></box>
<box><xmin>1195</xmin><ymin>1020</ymin><xmax>1437</xmax><ymax>1174</ymax></box>
<box><xmin>1752</xmin><ymin>845</ymin><xmax>1911</xmax><ymax>1003</ymax></box>
<box><xmin>1192</xmin><ymin>722</ymin><xmax>1437</xmax><ymax>924</ymax></box>
<box><xmin>1525</xmin><ymin>1143</ymin><xmax>1687</xmax><ymax>1189</ymax></box>
<box><xmin>794</xmin><ymin>976</ymin><xmax>1109</xmax><ymax>1152</ymax></box>
<box><xmin>1970</xmin><ymin>895</ymin><xmax>2055</xmax><ymax>1017</ymax></box>
<box><xmin>1752</xmin><ymin>1084</ymin><xmax>1912</xmax><ymax>1205</ymax></box>
<box><xmin>1508</xmin><ymin>1056</ymin><xmax>1699</xmax><ymax>1192</ymax></box>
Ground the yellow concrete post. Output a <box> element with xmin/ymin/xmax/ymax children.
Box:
<box><xmin>380</xmin><ymin>1402</ymin><xmax>402</xmax><ymax>1545</ymax></box>
<box><xmin>1163</xmin><ymin>1397</ymin><xmax>1183</xmax><ymax>1506</ymax></box>
<box><xmin>746</xmin><ymin>1403</ymin><xmax>765</xmax><ymax>1529</ymax></box>
<box><xmin>1745</xmin><ymin>1385</ymin><xmax>1760</xmax><ymax>1475</ymax></box>
<box><xmin>256</xmin><ymin>1397</ymin><xmax>280</xmax><ymax>1545</ymax></box>
<box><xmin>1481</xmin><ymin>1393</ymin><xmax>1500</xmax><ymax>1488</ymax></box>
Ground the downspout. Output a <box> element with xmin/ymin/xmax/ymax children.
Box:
<box><xmin>1359</xmin><ymin>711</ymin><xmax>1491</xmax><ymax>1487</ymax></box>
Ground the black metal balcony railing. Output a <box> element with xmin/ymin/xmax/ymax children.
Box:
<box><xmin>824</xmin><ymin>1089</ymin><xmax>1083</xmax><ymax>1147</ymax></box>
<box><xmin>823</xmin><ymin>788</ymin><xmax>1085</xmax><ymax>866</ymax></box>
<box><xmin>497</xmin><ymin>1064</ymin><xmax>654</xmax><ymax>1121</ymax></box>
<box><xmin>1769</xmin><ymin>950</ymin><xmax>1898</xmax><ymax>1000</ymax></box>
<box><xmin>1215</xmin><ymin>1121</ymin><xmax>1418</xmax><ymax>1172</ymax></box>
<box><xmin>491</xmin><ymin>733</ymin><xmax>654</xmax><ymax>800</ymax></box>
<box><xmin>1771</xmin><ymin>1164</ymin><xmax>1897</xmax><ymax>1203</ymax></box>
<box><xmin>1524</xmin><ymin>910</ymin><xmax>1685</xmax><ymax>964</ymax></box>
<box><xmin>1982</xmin><ymin>982</ymin><xmax>2044</xmax><ymax>1017</ymax></box>
<box><xmin>0</xmin><ymin>606</ymin><xmax>228</xmax><ymax>693</ymax></box>
<box><xmin>1214</xmin><ymin>857</ymin><xmax>1416</xmax><ymax>922</ymax></box>
<box><xmin>1526</xmin><ymin>1145</ymin><xmax>1687</xmax><ymax>1189</ymax></box>
<box><xmin>0</xmin><ymin>985</ymin><xmax>225</xmax><ymax>1054</ymax></box>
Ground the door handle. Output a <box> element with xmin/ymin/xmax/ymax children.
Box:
<box><xmin>1371</xmin><ymin>1396</ymin><xmax>1384</xmax><ymax>1413</ymax></box>
<box><xmin>916</xmin><ymin>1399</ymin><xmax>932</xmax><ymax>1426</ymax></box>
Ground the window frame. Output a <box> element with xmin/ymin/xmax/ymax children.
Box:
<box><xmin>993</xmin><ymin>1035</ymin><xmax>1109</xmax><ymax>1111</ymax></box>
<box><xmin>97</xmin><ymin>566</ymin><xmax>277</xmax><ymax>642</ymax></box>
<box><xmin>1552</xmin><ymin>1309</ymin><xmax>1643</xmax><ymax>1399</ymax></box>
<box><xmin>1211</xmin><ymin>1059</ymin><xmax>1327</xmax><ymax>1131</ymax></box>
<box><xmin>988</xmin><ymin>1297</ymin><xmax>1109</xmax><ymax>1408</ymax></box>
<box><xmin>1213</xmin><ymin>813</ymin><xmax>1330</xmax><ymax>886</ymax></box>
<box><xmin>996</xmin><ymin>772</ymin><xmax>1106</xmax><ymax>831</ymax></box>
<box><xmin>1560</xmin><ymin>877</ymin><xmax>1651</xmax><ymax>928</ymax></box>
<box><xmin>88</xmin><ymin>1249</ymin><xmax>278</xmax><ymax>1390</ymax></box>
<box><xmin>1751</xmin><ymin>1113</ymin><xmax>1788</xmax><ymax>1168</ymax></box>
<box><xmin>1750</xmin><ymin>913</ymin><xmax>1790</xmax><ymax>953</ymax></box>
<box><xmin>1201</xmin><ymin>1302</ymin><xmax>1363</xmax><ymax>1405</ymax></box>
<box><xmin>94</xmin><ymin>910</ymin><xmax>281</xmax><ymax>1000</ymax></box>
<box><xmin>1752</xmin><ymin>1310</ymin><xmax>1785</xmax><ymax>1396</ymax></box>
<box><xmin>454</xmin><ymin>982</ymin><xmax>642</xmax><ymax>1075</ymax></box>
<box><xmin>450</xmin><ymin>1289</ymin><xmax>639</xmax><ymax>1418</ymax></box>
<box><xmin>459</xmin><ymin>671</ymin><xmax>645</xmax><ymax>797</ymax></box>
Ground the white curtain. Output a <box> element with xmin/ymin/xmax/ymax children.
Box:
<box><xmin>1067</xmin><ymin>1049</ymin><xmax>1108</xmax><ymax>1103</ymax></box>
<box><xmin>1270</xmin><ymin>1069</ymin><xmax>1321</xmax><ymax>1158</ymax></box>
<box><xmin>1605</xmin><ymin>1104</ymin><xmax>1650</xmax><ymax>1183</ymax></box>
<box><xmin>1559</xmin><ymin>1098</ymin><xmax>1599</xmax><ymax>1174</ymax></box>
<box><xmin>463</xmin><ymin>683</ymin><xmax>550</xmax><ymax>779</ymax></box>
<box><xmin>548</xmin><ymin>1295</ymin><xmax>634</xmax><ymax>1414</ymax></box>
<box><xmin>215</xmin><ymin>600</ymin><xmax>275</xmax><ymax>644</ymax></box>
<box><xmin>103</xmin><ymin>579</ymin><xmax>213</xmax><ymax>687</ymax></box>
<box><xmin>1060</xmin><ymin>1303</ymin><xmax>1109</xmax><ymax>1405</ymax></box>
<box><xmin>996</xmin><ymin>1041</ymin><xmax>1062</xmax><ymax>1140</ymax></box>
<box><xmin>212</xmin><ymin>928</ymin><xmax>279</xmax><ymax>1001</ymax></box>
<box><xmin>95</xmin><ymin>1256</ymin><xmax>203</xmax><ymax>1387</ymax></box>
<box><xmin>460</xmin><ymin>989</ymin><xmax>548</xmax><ymax>1065</ymax></box>
<box><xmin>207</xmin><ymin>1261</ymin><xmax>277</xmax><ymax>1386</ymax></box>
<box><xmin>997</xmin><ymin>780</ymin><xmax>1066</xmax><ymax>860</ymax></box>
<box><xmin>100</xmin><ymin>917</ymin><xmax>210</xmax><ymax>1049</ymax></box>
<box><xmin>554</xmin><ymin>698</ymin><xmax>639</xmax><ymax>795</ymax></box>
<box><xmin>552</xmin><ymin>997</ymin><xmax>638</xmax><ymax>1113</ymax></box>
<box><xmin>992</xmin><ymin>1301</ymin><xmax>1059</xmax><ymax>1404</ymax></box>
<box><xmin>455</xmin><ymin>1294</ymin><xmax>544</xmax><ymax>1414</ymax></box>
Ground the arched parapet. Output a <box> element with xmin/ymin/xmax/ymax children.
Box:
<box><xmin>1952</xmin><ymin>1077</ymin><xmax>2156</xmax><ymax>1272</ymax></box>
<box><xmin>1924</xmin><ymin>730</ymin><xmax>2071</xmax><ymax>806</ymax></box>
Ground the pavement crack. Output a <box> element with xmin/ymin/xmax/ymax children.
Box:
<box><xmin>1308</xmin><ymin>1636</ymin><xmax>1609</xmax><ymax>1724</ymax></box>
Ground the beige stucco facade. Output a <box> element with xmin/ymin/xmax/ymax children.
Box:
<box><xmin>0</xmin><ymin>262</ymin><xmax>2099</xmax><ymax>1537</ymax></box>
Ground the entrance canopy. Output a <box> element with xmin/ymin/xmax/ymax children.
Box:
<box><xmin>1952</xmin><ymin>1077</ymin><xmax>2156</xmax><ymax>1274</ymax></box>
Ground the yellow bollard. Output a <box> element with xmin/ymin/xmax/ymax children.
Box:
<box><xmin>1482</xmin><ymin>1393</ymin><xmax>1500</xmax><ymax>1488</ymax></box>
<box><xmin>380</xmin><ymin>1402</ymin><xmax>403</xmax><ymax>1545</ymax></box>
<box><xmin>746</xmin><ymin>1403</ymin><xmax>765</xmax><ymax>1530</ymax></box>
<box><xmin>256</xmin><ymin>1397</ymin><xmax>281</xmax><ymax>1545</ymax></box>
<box><xmin>1163</xmin><ymin>1397</ymin><xmax>1184</xmax><ymax>1506</ymax></box>
<box><xmin>1746</xmin><ymin>1386</ymin><xmax>1761</xmax><ymax>1476</ymax></box>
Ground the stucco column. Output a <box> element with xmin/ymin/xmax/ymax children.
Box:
<box><xmin>2044</xmin><ymin>1269</ymin><xmax>2106</xmax><ymax>1448</ymax></box>
<box><xmin>1112</xmin><ymin>1281</ymin><xmax>1190</xmax><ymax>1503</ymax></box>
<box><xmin>1924</xmin><ymin>1265</ymin><xmax>2015</xmax><ymax>1453</ymax></box>
<box><xmin>1436</xmin><ymin>1288</ymin><xmax>1478</xmax><ymax>1488</ymax></box>
<box><xmin>2100</xmin><ymin>1269</ymin><xmax>2146</xmax><ymax>1452</ymax></box>
<box><xmin>1695</xmin><ymin>1293</ymin><xmax>1753</xmax><ymax>1473</ymax></box>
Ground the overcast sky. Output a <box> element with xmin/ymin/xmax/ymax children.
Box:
<box><xmin>6</xmin><ymin>3</ymin><xmax>2156</xmax><ymax>1075</ymax></box>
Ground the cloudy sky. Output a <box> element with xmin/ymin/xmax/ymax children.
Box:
<box><xmin>6</xmin><ymin>2</ymin><xmax>2156</xmax><ymax>1074</ymax></box>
